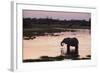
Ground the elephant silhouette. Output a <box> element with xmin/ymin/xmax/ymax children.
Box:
<box><xmin>61</xmin><ymin>37</ymin><xmax>79</xmax><ymax>57</ymax></box>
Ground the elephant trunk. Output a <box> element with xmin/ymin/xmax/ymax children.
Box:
<box><xmin>61</xmin><ymin>41</ymin><xmax>64</xmax><ymax>46</ymax></box>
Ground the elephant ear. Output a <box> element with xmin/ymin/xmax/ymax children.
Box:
<box><xmin>66</xmin><ymin>37</ymin><xmax>71</xmax><ymax>40</ymax></box>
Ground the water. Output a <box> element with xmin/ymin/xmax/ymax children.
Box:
<box><xmin>23</xmin><ymin>29</ymin><xmax>91</xmax><ymax>59</ymax></box>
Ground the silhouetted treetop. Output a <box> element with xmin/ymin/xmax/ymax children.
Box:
<box><xmin>23</xmin><ymin>18</ymin><xmax>90</xmax><ymax>28</ymax></box>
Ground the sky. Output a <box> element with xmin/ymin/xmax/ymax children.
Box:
<box><xmin>23</xmin><ymin>10</ymin><xmax>91</xmax><ymax>21</ymax></box>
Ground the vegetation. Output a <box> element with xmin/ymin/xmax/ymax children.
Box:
<box><xmin>23</xmin><ymin>55</ymin><xmax>91</xmax><ymax>63</ymax></box>
<box><xmin>23</xmin><ymin>18</ymin><xmax>91</xmax><ymax>37</ymax></box>
<box><xmin>23</xmin><ymin>18</ymin><xmax>91</xmax><ymax>28</ymax></box>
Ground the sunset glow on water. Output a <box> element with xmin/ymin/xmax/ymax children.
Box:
<box><xmin>23</xmin><ymin>29</ymin><xmax>91</xmax><ymax>60</ymax></box>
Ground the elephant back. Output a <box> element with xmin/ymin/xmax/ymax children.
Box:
<box><xmin>72</xmin><ymin>37</ymin><xmax>79</xmax><ymax>44</ymax></box>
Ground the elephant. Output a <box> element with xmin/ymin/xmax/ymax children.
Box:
<box><xmin>61</xmin><ymin>37</ymin><xmax>79</xmax><ymax>56</ymax></box>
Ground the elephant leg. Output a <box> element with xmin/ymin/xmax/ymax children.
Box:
<box><xmin>66</xmin><ymin>45</ymin><xmax>70</xmax><ymax>55</ymax></box>
<box><xmin>75</xmin><ymin>45</ymin><xmax>79</xmax><ymax>56</ymax></box>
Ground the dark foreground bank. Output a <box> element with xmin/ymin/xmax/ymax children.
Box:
<box><xmin>23</xmin><ymin>55</ymin><xmax>91</xmax><ymax>63</ymax></box>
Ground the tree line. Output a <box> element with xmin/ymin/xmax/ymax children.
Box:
<box><xmin>23</xmin><ymin>18</ymin><xmax>91</xmax><ymax>28</ymax></box>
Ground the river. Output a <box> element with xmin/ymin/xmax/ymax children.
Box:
<box><xmin>23</xmin><ymin>29</ymin><xmax>91</xmax><ymax>60</ymax></box>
